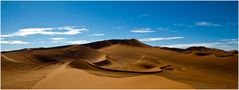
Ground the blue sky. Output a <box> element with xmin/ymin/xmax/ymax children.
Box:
<box><xmin>1</xmin><ymin>1</ymin><xmax>238</xmax><ymax>51</ymax></box>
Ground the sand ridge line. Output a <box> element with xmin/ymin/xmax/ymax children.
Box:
<box><xmin>28</xmin><ymin>73</ymin><xmax>48</xmax><ymax>89</ymax></box>
<box><xmin>32</xmin><ymin>64</ymin><xmax>195</xmax><ymax>89</ymax></box>
<box><xmin>30</xmin><ymin>60</ymin><xmax>73</xmax><ymax>88</ymax></box>
<box><xmin>1</xmin><ymin>54</ymin><xmax>22</xmax><ymax>63</ymax></box>
<box><xmin>70</xmin><ymin>59</ymin><xmax>163</xmax><ymax>74</ymax></box>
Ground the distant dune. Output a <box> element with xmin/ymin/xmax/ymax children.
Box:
<box><xmin>1</xmin><ymin>39</ymin><xmax>238</xmax><ymax>89</ymax></box>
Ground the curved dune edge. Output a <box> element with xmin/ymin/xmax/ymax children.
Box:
<box><xmin>70</xmin><ymin>60</ymin><xmax>163</xmax><ymax>74</ymax></box>
<box><xmin>1</xmin><ymin>39</ymin><xmax>237</xmax><ymax>89</ymax></box>
<box><xmin>32</xmin><ymin>62</ymin><xmax>194</xmax><ymax>89</ymax></box>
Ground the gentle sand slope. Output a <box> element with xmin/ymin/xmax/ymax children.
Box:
<box><xmin>32</xmin><ymin>63</ymin><xmax>194</xmax><ymax>89</ymax></box>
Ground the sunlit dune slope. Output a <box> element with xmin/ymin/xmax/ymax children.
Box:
<box><xmin>1</xmin><ymin>39</ymin><xmax>238</xmax><ymax>89</ymax></box>
<box><xmin>99</xmin><ymin>44</ymin><xmax>237</xmax><ymax>88</ymax></box>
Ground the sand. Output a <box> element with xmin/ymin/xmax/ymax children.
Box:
<box><xmin>1</xmin><ymin>39</ymin><xmax>238</xmax><ymax>89</ymax></box>
<box><xmin>32</xmin><ymin>62</ymin><xmax>194</xmax><ymax>89</ymax></box>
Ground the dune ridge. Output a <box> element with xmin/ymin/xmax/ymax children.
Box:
<box><xmin>1</xmin><ymin>39</ymin><xmax>238</xmax><ymax>89</ymax></box>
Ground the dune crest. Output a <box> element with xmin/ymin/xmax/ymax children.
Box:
<box><xmin>1</xmin><ymin>39</ymin><xmax>238</xmax><ymax>89</ymax></box>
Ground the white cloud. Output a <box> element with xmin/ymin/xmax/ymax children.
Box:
<box><xmin>56</xmin><ymin>26</ymin><xmax>88</xmax><ymax>35</ymax></box>
<box><xmin>173</xmin><ymin>22</ymin><xmax>223</xmax><ymax>27</ymax></box>
<box><xmin>1</xmin><ymin>26</ymin><xmax>88</xmax><ymax>37</ymax></box>
<box><xmin>1</xmin><ymin>28</ymin><xmax>54</xmax><ymax>37</ymax></box>
<box><xmin>163</xmin><ymin>39</ymin><xmax>238</xmax><ymax>51</ymax></box>
<box><xmin>0</xmin><ymin>40</ymin><xmax>30</xmax><ymax>45</ymax></box>
<box><xmin>50</xmin><ymin>37</ymin><xmax>66</xmax><ymax>43</ymax></box>
<box><xmin>220</xmin><ymin>38</ymin><xmax>237</xmax><ymax>42</ymax></box>
<box><xmin>140</xmin><ymin>37</ymin><xmax>184</xmax><ymax>41</ymax></box>
<box><xmin>66</xmin><ymin>40</ymin><xmax>89</xmax><ymax>44</ymax></box>
<box><xmin>90</xmin><ymin>34</ymin><xmax>105</xmax><ymax>36</ymax></box>
<box><xmin>157</xmin><ymin>27</ymin><xmax>176</xmax><ymax>32</ymax></box>
<box><xmin>131</xmin><ymin>28</ymin><xmax>155</xmax><ymax>33</ymax></box>
<box><xmin>164</xmin><ymin>43</ymin><xmax>219</xmax><ymax>48</ymax></box>
<box><xmin>195</xmin><ymin>21</ymin><xmax>222</xmax><ymax>27</ymax></box>
<box><xmin>50</xmin><ymin>37</ymin><xmax>66</xmax><ymax>41</ymax></box>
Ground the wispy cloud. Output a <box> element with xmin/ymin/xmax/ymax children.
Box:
<box><xmin>140</xmin><ymin>37</ymin><xmax>184</xmax><ymax>41</ymax></box>
<box><xmin>219</xmin><ymin>38</ymin><xmax>237</xmax><ymax>42</ymax></box>
<box><xmin>66</xmin><ymin>40</ymin><xmax>89</xmax><ymax>44</ymax></box>
<box><xmin>131</xmin><ymin>28</ymin><xmax>155</xmax><ymax>33</ymax></box>
<box><xmin>195</xmin><ymin>21</ymin><xmax>222</xmax><ymax>27</ymax></box>
<box><xmin>164</xmin><ymin>43</ymin><xmax>218</xmax><ymax>48</ymax></box>
<box><xmin>163</xmin><ymin>39</ymin><xmax>238</xmax><ymax>51</ymax></box>
<box><xmin>173</xmin><ymin>22</ymin><xmax>223</xmax><ymax>27</ymax></box>
<box><xmin>90</xmin><ymin>33</ymin><xmax>105</xmax><ymax>37</ymax></box>
<box><xmin>0</xmin><ymin>40</ymin><xmax>30</xmax><ymax>45</ymax></box>
<box><xmin>50</xmin><ymin>37</ymin><xmax>66</xmax><ymax>41</ymax></box>
<box><xmin>157</xmin><ymin>28</ymin><xmax>170</xmax><ymax>31</ymax></box>
<box><xmin>50</xmin><ymin>37</ymin><xmax>66</xmax><ymax>43</ymax></box>
<box><xmin>157</xmin><ymin>27</ymin><xmax>176</xmax><ymax>32</ymax></box>
<box><xmin>1</xmin><ymin>26</ymin><xmax>88</xmax><ymax>37</ymax></box>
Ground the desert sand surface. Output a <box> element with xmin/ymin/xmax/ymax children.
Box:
<box><xmin>1</xmin><ymin>39</ymin><xmax>238</xmax><ymax>89</ymax></box>
<box><xmin>32</xmin><ymin>61</ymin><xmax>193</xmax><ymax>89</ymax></box>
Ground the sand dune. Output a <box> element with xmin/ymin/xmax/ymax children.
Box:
<box><xmin>1</xmin><ymin>39</ymin><xmax>238</xmax><ymax>89</ymax></box>
<box><xmin>32</xmin><ymin>63</ymin><xmax>194</xmax><ymax>89</ymax></box>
